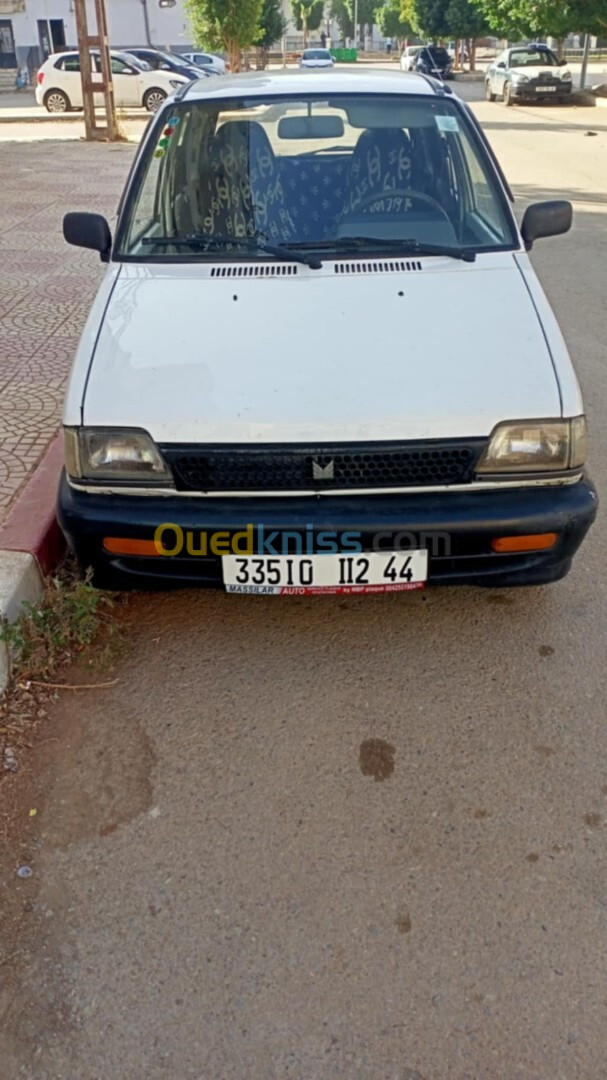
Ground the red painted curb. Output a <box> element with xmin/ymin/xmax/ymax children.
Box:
<box><xmin>0</xmin><ymin>432</ymin><xmax>66</xmax><ymax>576</ymax></box>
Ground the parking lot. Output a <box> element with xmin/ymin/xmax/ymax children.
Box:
<box><xmin>1</xmin><ymin>76</ymin><xmax>607</xmax><ymax>1079</ymax></box>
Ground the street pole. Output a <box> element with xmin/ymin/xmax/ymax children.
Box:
<box><xmin>73</xmin><ymin>0</ymin><xmax>117</xmax><ymax>141</ymax></box>
<box><xmin>354</xmin><ymin>0</ymin><xmax>358</xmax><ymax>53</ymax></box>
<box><xmin>580</xmin><ymin>33</ymin><xmax>590</xmax><ymax>90</ymax></box>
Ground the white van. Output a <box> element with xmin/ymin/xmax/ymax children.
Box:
<box><xmin>58</xmin><ymin>71</ymin><xmax>597</xmax><ymax>593</ymax></box>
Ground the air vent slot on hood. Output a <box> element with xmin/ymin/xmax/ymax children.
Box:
<box><xmin>335</xmin><ymin>259</ymin><xmax>423</xmax><ymax>275</ymax></box>
<box><xmin>210</xmin><ymin>264</ymin><xmax>299</xmax><ymax>278</ymax></box>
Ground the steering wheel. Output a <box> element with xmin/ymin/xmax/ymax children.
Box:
<box><xmin>346</xmin><ymin>187</ymin><xmax>450</xmax><ymax>220</ymax></box>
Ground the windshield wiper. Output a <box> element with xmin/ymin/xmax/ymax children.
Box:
<box><xmin>142</xmin><ymin>233</ymin><xmax>322</xmax><ymax>269</ymax></box>
<box><xmin>292</xmin><ymin>236</ymin><xmax>477</xmax><ymax>263</ymax></box>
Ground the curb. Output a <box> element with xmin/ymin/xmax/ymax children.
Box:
<box><xmin>0</xmin><ymin>432</ymin><xmax>66</xmax><ymax>697</ymax></box>
<box><xmin>0</xmin><ymin>109</ymin><xmax>148</xmax><ymax>124</ymax></box>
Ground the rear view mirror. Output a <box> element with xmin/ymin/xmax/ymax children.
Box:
<box><xmin>521</xmin><ymin>200</ymin><xmax>572</xmax><ymax>249</ymax></box>
<box><xmin>63</xmin><ymin>212</ymin><xmax>112</xmax><ymax>262</ymax></box>
<box><xmin>497</xmin><ymin>61</ymin><xmax>506</xmax><ymax>69</ymax></box>
<box><xmin>277</xmin><ymin>115</ymin><xmax>344</xmax><ymax>139</ymax></box>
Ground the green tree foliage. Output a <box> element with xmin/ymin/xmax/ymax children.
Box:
<box><xmin>375</xmin><ymin>0</ymin><xmax>413</xmax><ymax>39</ymax></box>
<box><xmin>330</xmin><ymin>0</ymin><xmax>353</xmax><ymax>38</ymax></box>
<box><xmin>445</xmin><ymin>0</ymin><xmax>486</xmax><ymax>39</ymax></box>
<box><xmin>472</xmin><ymin>0</ymin><xmax>607</xmax><ymax>38</ymax></box>
<box><xmin>254</xmin><ymin>0</ymin><xmax>287</xmax><ymax>46</ymax></box>
<box><xmin>402</xmin><ymin>0</ymin><xmax>450</xmax><ymax>38</ymax></box>
<box><xmin>292</xmin><ymin>0</ymin><xmax>325</xmax><ymax>44</ymax></box>
<box><xmin>186</xmin><ymin>0</ymin><xmax>262</xmax><ymax>69</ymax></box>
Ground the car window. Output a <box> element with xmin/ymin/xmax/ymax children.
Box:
<box><xmin>110</xmin><ymin>57</ymin><xmax>134</xmax><ymax>75</ymax></box>
<box><xmin>116</xmin><ymin>94</ymin><xmax>518</xmax><ymax>258</ymax></box>
<box><xmin>303</xmin><ymin>50</ymin><xmax>331</xmax><ymax>59</ymax></box>
<box><xmin>58</xmin><ymin>55</ymin><xmax>80</xmax><ymax>72</ymax></box>
<box><xmin>509</xmin><ymin>48</ymin><xmax>559</xmax><ymax>67</ymax></box>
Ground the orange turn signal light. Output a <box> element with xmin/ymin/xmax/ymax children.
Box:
<box><xmin>491</xmin><ymin>533</ymin><xmax>557</xmax><ymax>553</ymax></box>
<box><xmin>103</xmin><ymin>537</ymin><xmax>161</xmax><ymax>557</ymax></box>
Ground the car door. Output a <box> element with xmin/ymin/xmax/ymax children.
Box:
<box><xmin>493</xmin><ymin>50</ymin><xmax>508</xmax><ymax>95</ymax></box>
<box><xmin>107</xmin><ymin>55</ymin><xmax>142</xmax><ymax>106</ymax></box>
<box><xmin>57</xmin><ymin>53</ymin><xmax>84</xmax><ymax>107</ymax></box>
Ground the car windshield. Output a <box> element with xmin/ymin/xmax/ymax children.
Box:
<box><xmin>303</xmin><ymin>50</ymin><xmax>331</xmax><ymax>59</ymax></box>
<box><xmin>510</xmin><ymin>48</ymin><xmax>559</xmax><ymax>67</ymax></box>
<box><xmin>426</xmin><ymin>48</ymin><xmax>449</xmax><ymax>63</ymax></box>
<box><xmin>116</xmin><ymin>93</ymin><xmax>517</xmax><ymax>260</ymax></box>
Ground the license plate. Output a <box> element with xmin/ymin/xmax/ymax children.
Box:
<box><xmin>223</xmin><ymin>551</ymin><xmax>428</xmax><ymax>595</ymax></box>
<box><xmin>536</xmin><ymin>86</ymin><xmax>557</xmax><ymax>92</ymax></box>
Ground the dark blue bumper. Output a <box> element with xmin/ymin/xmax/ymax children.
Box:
<box><xmin>57</xmin><ymin>471</ymin><xmax>597</xmax><ymax>590</ymax></box>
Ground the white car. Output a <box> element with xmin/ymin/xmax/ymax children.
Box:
<box><xmin>35</xmin><ymin>50</ymin><xmax>189</xmax><ymax>113</ymax></box>
<box><xmin>485</xmin><ymin>43</ymin><xmax>572</xmax><ymax>105</ymax></box>
<box><xmin>59</xmin><ymin>70</ymin><xmax>596</xmax><ymax>593</ymax></box>
<box><xmin>182</xmin><ymin>51</ymin><xmax>228</xmax><ymax>74</ymax></box>
<box><xmin>400</xmin><ymin>45</ymin><xmax>422</xmax><ymax>71</ymax></box>
<box><xmin>300</xmin><ymin>48</ymin><xmax>334</xmax><ymax>68</ymax></box>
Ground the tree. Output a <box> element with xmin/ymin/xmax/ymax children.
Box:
<box><xmin>185</xmin><ymin>0</ymin><xmax>263</xmax><ymax>70</ymax></box>
<box><xmin>292</xmin><ymin>0</ymin><xmax>325</xmax><ymax>45</ymax></box>
<box><xmin>446</xmin><ymin>0</ymin><xmax>487</xmax><ymax>68</ymax></box>
<box><xmin>330</xmin><ymin>0</ymin><xmax>353</xmax><ymax>39</ymax></box>
<box><xmin>345</xmin><ymin>0</ymin><xmax>379</xmax><ymax>39</ymax></box>
<box><xmin>375</xmin><ymin>0</ymin><xmax>413</xmax><ymax>42</ymax></box>
<box><xmin>471</xmin><ymin>0</ymin><xmax>607</xmax><ymax>39</ymax></box>
<box><xmin>402</xmin><ymin>0</ymin><xmax>450</xmax><ymax>39</ymax></box>
<box><xmin>254</xmin><ymin>0</ymin><xmax>287</xmax><ymax>47</ymax></box>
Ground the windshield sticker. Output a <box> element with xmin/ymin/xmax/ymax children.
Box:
<box><xmin>436</xmin><ymin>115</ymin><xmax>459</xmax><ymax>133</ymax></box>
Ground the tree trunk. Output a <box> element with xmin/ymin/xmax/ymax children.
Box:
<box><xmin>303</xmin><ymin>14</ymin><xmax>308</xmax><ymax>47</ymax></box>
<box><xmin>555</xmin><ymin>36</ymin><xmax>565</xmax><ymax>62</ymax></box>
<box><xmin>469</xmin><ymin>38</ymin><xmax>476</xmax><ymax>72</ymax></box>
<box><xmin>227</xmin><ymin>40</ymin><xmax>242</xmax><ymax>72</ymax></box>
<box><xmin>453</xmin><ymin>37</ymin><xmax>460</xmax><ymax>71</ymax></box>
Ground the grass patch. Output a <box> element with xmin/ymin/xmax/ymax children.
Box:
<box><xmin>0</xmin><ymin>562</ymin><xmax>121</xmax><ymax>771</ymax></box>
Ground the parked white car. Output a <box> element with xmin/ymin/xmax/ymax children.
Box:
<box><xmin>300</xmin><ymin>48</ymin><xmax>334</xmax><ymax>68</ymax></box>
<box><xmin>182</xmin><ymin>51</ymin><xmax>228</xmax><ymax>74</ymax></box>
<box><xmin>59</xmin><ymin>70</ymin><xmax>596</xmax><ymax>592</ymax></box>
<box><xmin>35</xmin><ymin>50</ymin><xmax>189</xmax><ymax>113</ymax></box>
<box><xmin>400</xmin><ymin>45</ymin><xmax>422</xmax><ymax>71</ymax></box>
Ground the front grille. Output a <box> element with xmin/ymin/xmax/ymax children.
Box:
<box><xmin>161</xmin><ymin>441</ymin><xmax>486</xmax><ymax>493</ymax></box>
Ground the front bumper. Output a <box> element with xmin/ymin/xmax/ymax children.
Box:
<box><xmin>510</xmin><ymin>81</ymin><xmax>572</xmax><ymax>99</ymax></box>
<box><xmin>58</xmin><ymin>472</ymin><xmax>597</xmax><ymax>590</ymax></box>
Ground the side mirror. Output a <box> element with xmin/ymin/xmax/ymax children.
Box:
<box><xmin>496</xmin><ymin>61</ymin><xmax>506</xmax><ymax>69</ymax></box>
<box><xmin>63</xmin><ymin>212</ymin><xmax>112</xmax><ymax>262</ymax></box>
<box><xmin>521</xmin><ymin>200</ymin><xmax>572</xmax><ymax>249</ymax></box>
<box><xmin>160</xmin><ymin>63</ymin><xmax>171</xmax><ymax>70</ymax></box>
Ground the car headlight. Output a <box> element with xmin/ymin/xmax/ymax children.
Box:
<box><xmin>169</xmin><ymin>79</ymin><xmax>183</xmax><ymax>89</ymax></box>
<box><xmin>511</xmin><ymin>73</ymin><xmax>529</xmax><ymax>83</ymax></box>
<box><xmin>64</xmin><ymin>427</ymin><xmax>173</xmax><ymax>483</ymax></box>
<box><xmin>476</xmin><ymin>417</ymin><xmax>587</xmax><ymax>474</ymax></box>
<box><xmin>561</xmin><ymin>70</ymin><xmax>572</xmax><ymax>81</ymax></box>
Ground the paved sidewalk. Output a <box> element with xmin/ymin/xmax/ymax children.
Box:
<box><xmin>0</xmin><ymin>139</ymin><xmax>135</xmax><ymax>521</ymax></box>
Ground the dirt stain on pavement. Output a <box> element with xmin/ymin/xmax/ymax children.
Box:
<box><xmin>395</xmin><ymin>911</ymin><xmax>412</xmax><ymax>934</ymax></box>
<box><xmin>359</xmin><ymin>738</ymin><xmax>395</xmax><ymax>781</ymax></box>
<box><xmin>539</xmin><ymin>645</ymin><xmax>555</xmax><ymax>657</ymax></box>
<box><xmin>583</xmin><ymin>812</ymin><xmax>602</xmax><ymax>829</ymax></box>
<box><xmin>534</xmin><ymin>744</ymin><xmax>555</xmax><ymax>758</ymax></box>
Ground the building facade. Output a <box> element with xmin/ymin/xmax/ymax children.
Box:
<box><xmin>1</xmin><ymin>0</ymin><xmax>194</xmax><ymax>70</ymax></box>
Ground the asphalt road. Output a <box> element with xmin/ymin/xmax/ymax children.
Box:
<box><xmin>1</xmin><ymin>87</ymin><xmax>607</xmax><ymax>1080</ymax></box>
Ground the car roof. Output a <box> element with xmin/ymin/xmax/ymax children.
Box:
<box><xmin>183</xmin><ymin>69</ymin><xmax>442</xmax><ymax>101</ymax></box>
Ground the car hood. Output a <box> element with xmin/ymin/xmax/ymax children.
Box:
<box><xmin>83</xmin><ymin>256</ymin><xmax>562</xmax><ymax>443</ymax></box>
<box><xmin>510</xmin><ymin>64</ymin><xmax>570</xmax><ymax>78</ymax></box>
